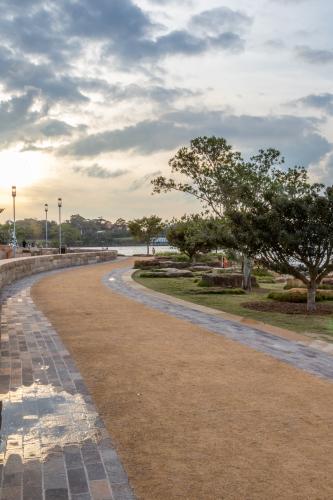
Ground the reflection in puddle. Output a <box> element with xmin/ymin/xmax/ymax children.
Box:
<box><xmin>0</xmin><ymin>383</ymin><xmax>102</xmax><ymax>464</ymax></box>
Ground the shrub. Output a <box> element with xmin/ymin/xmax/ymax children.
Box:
<box><xmin>253</xmin><ymin>267</ymin><xmax>274</xmax><ymax>277</ymax></box>
<box><xmin>156</xmin><ymin>252</ymin><xmax>189</xmax><ymax>262</ymax></box>
<box><xmin>284</xmin><ymin>279</ymin><xmax>306</xmax><ymax>290</ymax></box>
<box><xmin>268</xmin><ymin>288</ymin><xmax>333</xmax><ymax>303</ymax></box>
<box><xmin>257</xmin><ymin>276</ymin><xmax>276</xmax><ymax>284</ymax></box>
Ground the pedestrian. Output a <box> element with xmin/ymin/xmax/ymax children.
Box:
<box><xmin>152</xmin><ymin>247</ymin><xmax>156</xmax><ymax>256</ymax></box>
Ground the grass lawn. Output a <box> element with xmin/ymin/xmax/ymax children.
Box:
<box><xmin>133</xmin><ymin>273</ymin><xmax>333</xmax><ymax>342</ymax></box>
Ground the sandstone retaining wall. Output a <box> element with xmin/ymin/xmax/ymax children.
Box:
<box><xmin>0</xmin><ymin>251</ymin><xmax>117</xmax><ymax>289</ymax></box>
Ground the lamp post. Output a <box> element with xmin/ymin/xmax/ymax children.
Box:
<box><xmin>44</xmin><ymin>203</ymin><xmax>48</xmax><ymax>248</ymax></box>
<box><xmin>58</xmin><ymin>198</ymin><xmax>62</xmax><ymax>254</ymax></box>
<box><xmin>12</xmin><ymin>186</ymin><xmax>17</xmax><ymax>257</ymax></box>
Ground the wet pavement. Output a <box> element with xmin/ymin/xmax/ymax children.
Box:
<box><xmin>0</xmin><ymin>271</ymin><xmax>135</xmax><ymax>500</ymax></box>
<box><xmin>104</xmin><ymin>267</ymin><xmax>333</xmax><ymax>382</ymax></box>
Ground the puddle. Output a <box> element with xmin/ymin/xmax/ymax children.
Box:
<box><xmin>0</xmin><ymin>383</ymin><xmax>102</xmax><ymax>464</ymax></box>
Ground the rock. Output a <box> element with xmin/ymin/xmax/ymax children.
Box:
<box><xmin>159</xmin><ymin>261</ymin><xmax>189</xmax><ymax>269</ymax></box>
<box><xmin>201</xmin><ymin>273</ymin><xmax>258</xmax><ymax>288</ymax></box>
<box><xmin>141</xmin><ymin>268</ymin><xmax>194</xmax><ymax>278</ymax></box>
<box><xmin>189</xmin><ymin>265</ymin><xmax>213</xmax><ymax>272</ymax></box>
<box><xmin>164</xmin><ymin>269</ymin><xmax>194</xmax><ymax>277</ymax></box>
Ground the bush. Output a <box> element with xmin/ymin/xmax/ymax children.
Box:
<box><xmin>284</xmin><ymin>280</ymin><xmax>333</xmax><ymax>290</ymax></box>
<box><xmin>134</xmin><ymin>259</ymin><xmax>159</xmax><ymax>269</ymax></box>
<box><xmin>257</xmin><ymin>276</ymin><xmax>276</xmax><ymax>284</ymax></box>
<box><xmin>156</xmin><ymin>252</ymin><xmax>189</xmax><ymax>262</ymax></box>
<box><xmin>253</xmin><ymin>267</ymin><xmax>274</xmax><ymax>277</ymax></box>
<box><xmin>268</xmin><ymin>288</ymin><xmax>333</xmax><ymax>303</ymax></box>
<box><xmin>284</xmin><ymin>279</ymin><xmax>306</xmax><ymax>290</ymax></box>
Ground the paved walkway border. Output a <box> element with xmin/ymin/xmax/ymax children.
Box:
<box><xmin>103</xmin><ymin>267</ymin><xmax>333</xmax><ymax>382</ymax></box>
<box><xmin>0</xmin><ymin>267</ymin><xmax>135</xmax><ymax>500</ymax></box>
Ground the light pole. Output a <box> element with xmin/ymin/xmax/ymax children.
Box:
<box><xmin>44</xmin><ymin>203</ymin><xmax>48</xmax><ymax>248</ymax></box>
<box><xmin>58</xmin><ymin>198</ymin><xmax>62</xmax><ymax>254</ymax></box>
<box><xmin>12</xmin><ymin>186</ymin><xmax>17</xmax><ymax>257</ymax></box>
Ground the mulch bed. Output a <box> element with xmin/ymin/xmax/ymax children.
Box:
<box><xmin>242</xmin><ymin>301</ymin><xmax>333</xmax><ymax>315</ymax></box>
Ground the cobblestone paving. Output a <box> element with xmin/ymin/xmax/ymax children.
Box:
<box><xmin>104</xmin><ymin>268</ymin><xmax>333</xmax><ymax>382</ymax></box>
<box><xmin>0</xmin><ymin>271</ymin><xmax>135</xmax><ymax>500</ymax></box>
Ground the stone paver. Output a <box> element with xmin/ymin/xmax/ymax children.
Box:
<box><xmin>103</xmin><ymin>267</ymin><xmax>333</xmax><ymax>382</ymax></box>
<box><xmin>0</xmin><ymin>271</ymin><xmax>135</xmax><ymax>500</ymax></box>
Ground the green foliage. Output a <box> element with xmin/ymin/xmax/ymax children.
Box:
<box><xmin>268</xmin><ymin>289</ymin><xmax>333</xmax><ymax>303</ymax></box>
<box><xmin>128</xmin><ymin>215</ymin><xmax>164</xmax><ymax>254</ymax></box>
<box><xmin>257</xmin><ymin>277</ymin><xmax>276</xmax><ymax>284</ymax></box>
<box><xmin>139</xmin><ymin>271</ymin><xmax>166</xmax><ymax>278</ymax></box>
<box><xmin>253</xmin><ymin>267</ymin><xmax>274</xmax><ymax>277</ymax></box>
<box><xmin>166</xmin><ymin>215</ymin><xmax>229</xmax><ymax>262</ymax></box>
<box><xmin>156</xmin><ymin>252</ymin><xmax>190</xmax><ymax>261</ymax></box>
<box><xmin>152</xmin><ymin>134</ymin><xmax>333</xmax><ymax>308</ymax></box>
<box><xmin>0</xmin><ymin>214</ymin><xmax>134</xmax><ymax>247</ymax></box>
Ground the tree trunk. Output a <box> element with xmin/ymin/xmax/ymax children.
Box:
<box><xmin>191</xmin><ymin>254</ymin><xmax>197</xmax><ymax>264</ymax></box>
<box><xmin>307</xmin><ymin>281</ymin><xmax>317</xmax><ymax>313</ymax></box>
<box><xmin>242</xmin><ymin>255</ymin><xmax>253</xmax><ymax>292</ymax></box>
<box><xmin>146</xmin><ymin>242</ymin><xmax>150</xmax><ymax>255</ymax></box>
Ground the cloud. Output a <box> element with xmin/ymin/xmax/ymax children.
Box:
<box><xmin>0</xmin><ymin>47</ymin><xmax>88</xmax><ymax>103</ymax></box>
<box><xmin>190</xmin><ymin>7</ymin><xmax>252</xmax><ymax>36</ymax></box>
<box><xmin>272</xmin><ymin>0</ymin><xmax>309</xmax><ymax>2</ymax></box>
<box><xmin>40</xmin><ymin>120</ymin><xmax>75</xmax><ymax>137</ymax></box>
<box><xmin>62</xmin><ymin>109</ymin><xmax>331</xmax><ymax>168</ymax></box>
<box><xmin>0</xmin><ymin>91</ymin><xmax>46</xmax><ymax>147</ymax></box>
<box><xmin>73</xmin><ymin>164</ymin><xmax>129</xmax><ymax>179</ymax></box>
<box><xmin>308</xmin><ymin>151</ymin><xmax>333</xmax><ymax>186</ymax></box>
<box><xmin>129</xmin><ymin>170</ymin><xmax>162</xmax><ymax>191</ymax></box>
<box><xmin>291</xmin><ymin>93</ymin><xmax>333</xmax><ymax>114</ymax></box>
<box><xmin>106</xmin><ymin>28</ymin><xmax>244</xmax><ymax>64</ymax></box>
<box><xmin>295</xmin><ymin>45</ymin><xmax>333</xmax><ymax>64</ymax></box>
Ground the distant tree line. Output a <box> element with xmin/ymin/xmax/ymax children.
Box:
<box><xmin>0</xmin><ymin>215</ymin><xmax>161</xmax><ymax>248</ymax></box>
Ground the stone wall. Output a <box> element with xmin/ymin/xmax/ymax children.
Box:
<box><xmin>0</xmin><ymin>251</ymin><xmax>117</xmax><ymax>289</ymax></box>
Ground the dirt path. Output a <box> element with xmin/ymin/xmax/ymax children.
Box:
<box><xmin>31</xmin><ymin>259</ymin><xmax>333</xmax><ymax>500</ymax></box>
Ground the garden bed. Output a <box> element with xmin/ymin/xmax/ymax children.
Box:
<box><xmin>133</xmin><ymin>272</ymin><xmax>333</xmax><ymax>340</ymax></box>
<box><xmin>242</xmin><ymin>301</ymin><xmax>333</xmax><ymax>315</ymax></box>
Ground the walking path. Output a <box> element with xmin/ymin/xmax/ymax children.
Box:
<box><xmin>0</xmin><ymin>270</ymin><xmax>134</xmax><ymax>500</ymax></box>
<box><xmin>3</xmin><ymin>258</ymin><xmax>333</xmax><ymax>499</ymax></box>
<box><xmin>104</xmin><ymin>267</ymin><xmax>333</xmax><ymax>382</ymax></box>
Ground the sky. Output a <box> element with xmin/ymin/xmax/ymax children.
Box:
<box><xmin>0</xmin><ymin>0</ymin><xmax>333</xmax><ymax>222</ymax></box>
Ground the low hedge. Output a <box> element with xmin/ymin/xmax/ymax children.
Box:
<box><xmin>268</xmin><ymin>288</ymin><xmax>333</xmax><ymax>303</ymax></box>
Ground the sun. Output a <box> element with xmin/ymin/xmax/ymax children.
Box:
<box><xmin>0</xmin><ymin>150</ymin><xmax>51</xmax><ymax>189</ymax></box>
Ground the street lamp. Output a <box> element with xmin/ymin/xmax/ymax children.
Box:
<box><xmin>12</xmin><ymin>186</ymin><xmax>17</xmax><ymax>257</ymax></box>
<box><xmin>58</xmin><ymin>198</ymin><xmax>62</xmax><ymax>254</ymax></box>
<box><xmin>44</xmin><ymin>203</ymin><xmax>48</xmax><ymax>248</ymax></box>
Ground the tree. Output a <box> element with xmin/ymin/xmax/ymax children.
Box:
<box><xmin>167</xmin><ymin>215</ymin><xmax>230</xmax><ymax>263</ymax></box>
<box><xmin>128</xmin><ymin>215</ymin><xmax>164</xmax><ymax>255</ymax></box>
<box><xmin>228</xmin><ymin>181</ymin><xmax>333</xmax><ymax>312</ymax></box>
<box><xmin>152</xmin><ymin>136</ymin><xmax>284</xmax><ymax>290</ymax></box>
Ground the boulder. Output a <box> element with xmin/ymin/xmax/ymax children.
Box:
<box><xmin>201</xmin><ymin>273</ymin><xmax>258</xmax><ymax>288</ymax></box>
<box><xmin>141</xmin><ymin>268</ymin><xmax>193</xmax><ymax>278</ymax></box>
<box><xmin>189</xmin><ymin>265</ymin><xmax>213</xmax><ymax>272</ymax></box>
<box><xmin>159</xmin><ymin>261</ymin><xmax>189</xmax><ymax>269</ymax></box>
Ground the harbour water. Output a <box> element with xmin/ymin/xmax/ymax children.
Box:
<box><xmin>69</xmin><ymin>245</ymin><xmax>178</xmax><ymax>256</ymax></box>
